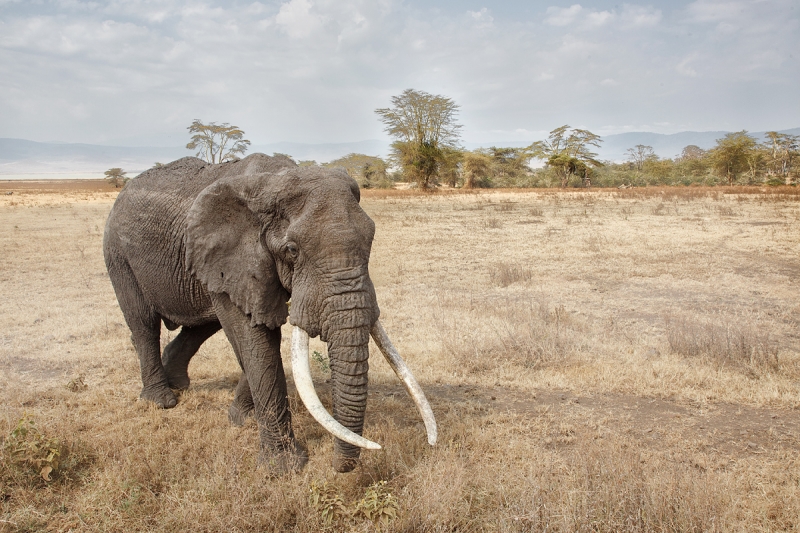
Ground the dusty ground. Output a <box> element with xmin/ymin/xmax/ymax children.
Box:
<box><xmin>1</xmin><ymin>184</ymin><xmax>799</xmax><ymax>532</ymax></box>
<box><xmin>0</xmin><ymin>180</ymin><xmax>117</xmax><ymax>193</ymax></box>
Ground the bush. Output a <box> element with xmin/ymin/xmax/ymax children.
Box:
<box><xmin>308</xmin><ymin>479</ymin><xmax>398</xmax><ymax>529</ymax></box>
<box><xmin>1</xmin><ymin>416</ymin><xmax>66</xmax><ymax>484</ymax></box>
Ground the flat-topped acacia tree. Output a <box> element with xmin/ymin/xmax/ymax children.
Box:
<box><xmin>186</xmin><ymin>120</ymin><xmax>251</xmax><ymax>164</ymax></box>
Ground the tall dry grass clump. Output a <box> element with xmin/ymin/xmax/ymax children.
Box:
<box><xmin>489</xmin><ymin>262</ymin><xmax>533</xmax><ymax>287</ymax></box>
<box><xmin>665</xmin><ymin>314</ymin><xmax>780</xmax><ymax>372</ymax></box>
<box><xmin>440</xmin><ymin>295</ymin><xmax>586</xmax><ymax>375</ymax></box>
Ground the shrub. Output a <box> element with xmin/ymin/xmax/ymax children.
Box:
<box><xmin>308</xmin><ymin>479</ymin><xmax>399</xmax><ymax>529</ymax></box>
<box><xmin>1</xmin><ymin>416</ymin><xmax>66</xmax><ymax>484</ymax></box>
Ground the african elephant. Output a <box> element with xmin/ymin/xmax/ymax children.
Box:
<box><xmin>103</xmin><ymin>153</ymin><xmax>436</xmax><ymax>473</ymax></box>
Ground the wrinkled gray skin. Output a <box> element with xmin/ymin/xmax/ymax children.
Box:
<box><xmin>103</xmin><ymin>154</ymin><xmax>379</xmax><ymax>473</ymax></box>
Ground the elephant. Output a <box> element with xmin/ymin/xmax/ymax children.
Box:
<box><xmin>103</xmin><ymin>153</ymin><xmax>436</xmax><ymax>474</ymax></box>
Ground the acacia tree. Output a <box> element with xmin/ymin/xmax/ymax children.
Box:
<box><xmin>626</xmin><ymin>144</ymin><xmax>657</xmax><ymax>171</ymax></box>
<box><xmin>530</xmin><ymin>125</ymin><xmax>603</xmax><ymax>187</ymax></box>
<box><xmin>764</xmin><ymin>131</ymin><xmax>799</xmax><ymax>184</ymax></box>
<box><xmin>708</xmin><ymin>131</ymin><xmax>758</xmax><ymax>185</ymax></box>
<box><xmin>375</xmin><ymin>89</ymin><xmax>462</xmax><ymax>189</ymax></box>
<box><xmin>488</xmin><ymin>147</ymin><xmax>533</xmax><ymax>181</ymax></box>
<box><xmin>104</xmin><ymin>167</ymin><xmax>128</xmax><ymax>188</ymax></box>
<box><xmin>438</xmin><ymin>147</ymin><xmax>464</xmax><ymax>188</ymax></box>
<box><xmin>675</xmin><ymin>145</ymin><xmax>708</xmax><ymax>179</ymax></box>
<box><xmin>186</xmin><ymin>119</ymin><xmax>251</xmax><ymax>164</ymax></box>
<box><xmin>680</xmin><ymin>145</ymin><xmax>706</xmax><ymax>160</ymax></box>
<box><xmin>461</xmin><ymin>151</ymin><xmax>493</xmax><ymax>189</ymax></box>
<box><xmin>325</xmin><ymin>153</ymin><xmax>390</xmax><ymax>188</ymax></box>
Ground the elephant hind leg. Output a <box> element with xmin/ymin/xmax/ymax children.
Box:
<box><xmin>162</xmin><ymin>322</ymin><xmax>222</xmax><ymax>390</ymax></box>
<box><xmin>107</xmin><ymin>254</ymin><xmax>176</xmax><ymax>408</ymax></box>
<box><xmin>133</xmin><ymin>330</ymin><xmax>177</xmax><ymax>409</ymax></box>
<box><xmin>123</xmin><ymin>307</ymin><xmax>176</xmax><ymax>408</ymax></box>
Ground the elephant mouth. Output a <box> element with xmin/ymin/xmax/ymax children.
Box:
<box><xmin>290</xmin><ymin>320</ymin><xmax>438</xmax><ymax>449</ymax></box>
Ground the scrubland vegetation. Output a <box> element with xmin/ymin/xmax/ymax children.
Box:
<box><xmin>1</xmin><ymin>184</ymin><xmax>799</xmax><ymax>531</ymax></box>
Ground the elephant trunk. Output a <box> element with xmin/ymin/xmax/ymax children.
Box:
<box><xmin>291</xmin><ymin>280</ymin><xmax>438</xmax><ymax>471</ymax></box>
<box><xmin>326</xmin><ymin>324</ymin><xmax>371</xmax><ymax>471</ymax></box>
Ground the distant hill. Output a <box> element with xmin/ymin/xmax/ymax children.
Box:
<box><xmin>0</xmin><ymin>138</ymin><xmax>392</xmax><ymax>179</ymax></box>
<box><xmin>2</xmin><ymin>128</ymin><xmax>798</xmax><ymax>178</ymax></box>
<box><xmin>249</xmin><ymin>140</ymin><xmax>390</xmax><ymax>164</ymax></box>
<box><xmin>0</xmin><ymin>139</ymin><xmax>188</xmax><ymax>179</ymax></box>
<box><xmin>465</xmin><ymin>128</ymin><xmax>800</xmax><ymax>163</ymax></box>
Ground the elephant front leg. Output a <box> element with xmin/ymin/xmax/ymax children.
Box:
<box><xmin>228</xmin><ymin>372</ymin><xmax>255</xmax><ymax>427</ymax></box>
<box><xmin>212</xmin><ymin>293</ymin><xmax>308</xmax><ymax>474</ymax></box>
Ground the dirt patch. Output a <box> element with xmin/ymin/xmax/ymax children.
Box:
<box><xmin>1</xmin><ymin>355</ymin><xmax>73</xmax><ymax>382</ymax></box>
<box><xmin>315</xmin><ymin>381</ymin><xmax>800</xmax><ymax>461</ymax></box>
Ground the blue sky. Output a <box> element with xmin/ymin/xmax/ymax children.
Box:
<box><xmin>0</xmin><ymin>0</ymin><xmax>797</xmax><ymax>146</ymax></box>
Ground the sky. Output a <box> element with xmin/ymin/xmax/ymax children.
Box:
<box><xmin>0</xmin><ymin>0</ymin><xmax>798</xmax><ymax>146</ymax></box>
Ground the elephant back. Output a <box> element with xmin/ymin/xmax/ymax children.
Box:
<box><xmin>126</xmin><ymin>153</ymin><xmax>297</xmax><ymax>199</ymax></box>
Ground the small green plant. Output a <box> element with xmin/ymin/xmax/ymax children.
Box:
<box><xmin>312</xmin><ymin>350</ymin><xmax>330</xmax><ymax>374</ymax></box>
<box><xmin>309</xmin><ymin>481</ymin><xmax>348</xmax><ymax>527</ymax></box>
<box><xmin>354</xmin><ymin>480</ymin><xmax>399</xmax><ymax>527</ymax></box>
<box><xmin>2</xmin><ymin>416</ymin><xmax>64</xmax><ymax>482</ymax></box>
<box><xmin>309</xmin><ymin>480</ymin><xmax>399</xmax><ymax>528</ymax></box>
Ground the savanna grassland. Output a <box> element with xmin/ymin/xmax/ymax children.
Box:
<box><xmin>1</xmin><ymin>182</ymin><xmax>799</xmax><ymax>532</ymax></box>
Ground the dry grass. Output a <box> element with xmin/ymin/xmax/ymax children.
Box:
<box><xmin>2</xmin><ymin>186</ymin><xmax>800</xmax><ymax>531</ymax></box>
<box><xmin>665</xmin><ymin>314</ymin><xmax>781</xmax><ymax>372</ymax></box>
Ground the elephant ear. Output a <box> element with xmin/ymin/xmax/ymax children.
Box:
<box><xmin>185</xmin><ymin>173</ymin><xmax>289</xmax><ymax>328</ymax></box>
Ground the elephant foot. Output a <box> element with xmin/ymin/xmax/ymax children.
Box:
<box><xmin>333</xmin><ymin>440</ymin><xmax>362</xmax><ymax>473</ymax></box>
<box><xmin>139</xmin><ymin>385</ymin><xmax>177</xmax><ymax>409</ymax></box>
<box><xmin>228</xmin><ymin>402</ymin><xmax>254</xmax><ymax>427</ymax></box>
<box><xmin>258</xmin><ymin>442</ymin><xmax>309</xmax><ymax>476</ymax></box>
<box><xmin>162</xmin><ymin>354</ymin><xmax>191</xmax><ymax>390</ymax></box>
<box><xmin>332</xmin><ymin>454</ymin><xmax>360</xmax><ymax>473</ymax></box>
<box><xmin>165</xmin><ymin>370</ymin><xmax>190</xmax><ymax>391</ymax></box>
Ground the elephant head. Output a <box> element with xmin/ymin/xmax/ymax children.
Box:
<box><xmin>182</xmin><ymin>155</ymin><xmax>435</xmax><ymax>471</ymax></box>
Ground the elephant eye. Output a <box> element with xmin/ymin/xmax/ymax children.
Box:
<box><xmin>285</xmin><ymin>242</ymin><xmax>299</xmax><ymax>259</ymax></box>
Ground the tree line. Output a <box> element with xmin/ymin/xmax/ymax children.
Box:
<box><xmin>368</xmin><ymin>89</ymin><xmax>798</xmax><ymax>189</ymax></box>
<box><xmin>109</xmin><ymin>94</ymin><xmax>798</xmax><ymax>189</ymax></box>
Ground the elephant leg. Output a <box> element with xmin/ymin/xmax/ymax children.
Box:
<box><xmin>228</xmin><ymin>372</ymin><xmax>255</xmax><ymax>427</ymax></box>
<box><xmin>129</xmin><ymin>325</ymin><xmax>176</xmax><ymax>408</ymax></box>
<box><xmin>161</xmin><ymin>322</ymin><xmax>222</xmax><ymax>390</ymax></box>
<box><xmin>109</xmin><ymin>258</ymin><xmax>177</xmax><ymax>409</ymax></box>
<box><xmin>211</xmin><ymin>293</ymin><xmax>308</xmax><ymax>474</ymax></box>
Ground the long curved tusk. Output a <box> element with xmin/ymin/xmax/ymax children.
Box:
<box><xmin>291</xmin><ymin>326</ymin><xmax>381</xmax><ymax>450</ymax></box>
<box><xmin>370</xmin><ymin>320</ymin><xmax>438</xmax><ymax>446</ymax></box>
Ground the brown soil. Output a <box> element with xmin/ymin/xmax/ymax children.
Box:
<box><xmin>359</xmin><ymin>382</ymin><xmax>800</xmax><ymax>459</ymax></box>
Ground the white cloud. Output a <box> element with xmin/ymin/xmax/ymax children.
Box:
<box><xmin>619</xmin><ymin>5</ymin><xmax>661</xmax><ymax>27</ymax></box>
<box><xmin>467</xmin><ymin>7</ymin><xmax>493</xmax><ymax>29</ymax></box>
<box><xmin>586</xmin><ymin>10</ymin><xmax>613</xmax><ymax>27</ymax></box>
<box><xmin>545</xmin><ymin>4</ymin><xmax>583</xmax><ymax>27</ymax></box>
<box><xmin>685</xmin><ymin>0</ymin><xmax>746</xmax><ymax>22</ymax></box>
<box><xmin>544</xmin><ymin>4</ymin><xmax>659</xmax><ymax>31</ymax></box>
<box><xmin>676</xmin><ymin>54</ymin><xmax>698</xmax><ymax>77</ymax></box>
<box><xmin>0</xmin><ymin>0</ymin><xmax>797</xmax><ymax>147</ymax></box>
<box><xmin>275</xmin><ymin>0</ymin><xmax>323</xmax><ymax>38</ymax></box>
